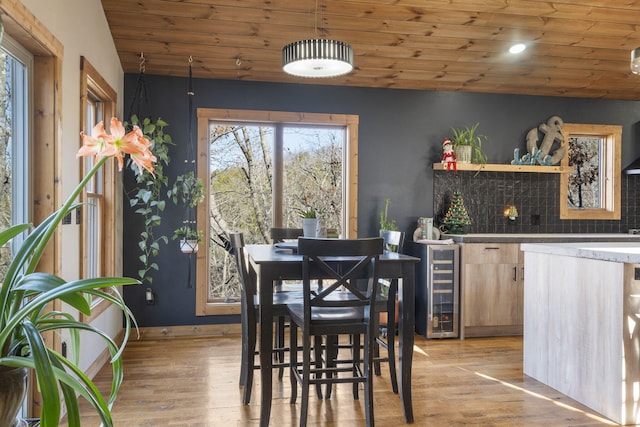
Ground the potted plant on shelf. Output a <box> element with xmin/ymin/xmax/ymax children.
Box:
<box><xmin>299</xmin><ymin>207</ymin><xmax>320</xmax><ymax>237</ymax></box>
<box><xmin>450</xmin><ymin>122</ymin><xmax>488</xmax><ymax>165</ymax></box>
<box><xmin>0</xmin><ymin>117</ymin><xmax>148</xmax><ymax>427</ymax></box>
<box><xmin>172</xmin><ymin>225</ymin><xmax>203</xmax><ymax>253</ymax></box>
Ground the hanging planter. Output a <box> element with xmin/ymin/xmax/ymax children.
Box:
<box><xmin>179</xmin><ymin>238</ymin><xmax>199</xmax><ymax>254</ymax></box>
<box><xmin>173</xmin><ymin>225</ymin><xmax>202</xmax><ymax>254</ymax></box>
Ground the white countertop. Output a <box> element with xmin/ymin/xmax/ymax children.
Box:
<box><xmin>445</xmin><ymin>233</ymin><xmax>640</xmax><ymax>243</ymax></box>
<box><xmin>520</xmin><ymin>241</ymin><xmax>640</xmax><ymax>263</ymax></box>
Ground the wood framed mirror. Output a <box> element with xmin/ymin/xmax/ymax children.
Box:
<box><xmin>560</xmin><ymin>123</ymin><xmax>621</xmax><ymax>220</ymax></box>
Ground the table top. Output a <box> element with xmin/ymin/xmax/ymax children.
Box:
<box><xmin>246</xmin><ymin>244</ymin><xmax>420</xmax><ymax>264</ymax></box>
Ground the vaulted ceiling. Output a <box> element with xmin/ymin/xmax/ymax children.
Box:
<box><xmin>100</xmin><ymin>0</ymin><xmax>640</xmax><ymax>100</ymax></box>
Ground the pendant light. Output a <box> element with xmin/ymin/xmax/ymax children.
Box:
<box><xmin>282</xmin><ymin>0</ymin><xmax>354</xmax><ymax>78</ymax></box>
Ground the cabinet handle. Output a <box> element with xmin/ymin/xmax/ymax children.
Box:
<box><xmin>513</xmin><ymin>266</ymin><xmax>517</xmax><ymax>282</ymax></box>
<box><xmin>484</xmin><ymin>247</ymin><xmax>500</xmax><ymax>250</ymax></box>
<box><xmin>429</xmin><ymin>264</ymin><xmax>434</xmax><ymax>320</ymax></box>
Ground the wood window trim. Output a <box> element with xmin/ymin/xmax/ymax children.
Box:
<box><xmin>1</xmin><ymin>0</ymin><xmax>63</xmax><ymax>418</ymax></box>
<box><xmin>195</xmin><ymin>108</ymin><xmax>359</xmax><ymax>316</ymax></box>
<box><xmin>560</xmin><ymin>123</ymin><xmax>622</xmax><ymax>220</ymax></box>
<box><xmin>79</xmin><ymin>56</ymin><xmax>118</xmax><ymax>321</ymax></box>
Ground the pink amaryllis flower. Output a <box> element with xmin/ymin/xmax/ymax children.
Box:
<box><xmin>77</xmin><ymin>117</ymin><xmax>156</xmax><ymax>175</ymax></box>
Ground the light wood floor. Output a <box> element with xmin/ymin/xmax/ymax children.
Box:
<box><xmin>64</xmin><ymin>334</ymin><xmax>623</xmax><ymax>426</ymax></box>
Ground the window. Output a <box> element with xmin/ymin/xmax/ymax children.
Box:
<box><xmin>0</xmin><ymin>35</ymin><xmax>31</xmax><ymax>279</ymax></box>
<box><xmin>79</xmin><ymin>57</ymin><xmax>117</xmax><ymax>320</ymax></box>
<box><xmin>560</xmin><ymin>124</ymin><xmax>621</xmax><ymax>220</ymax></box>
<box><xmin>195</xmin><ymin>109</ymin><xmax>359</xmax><ymax>316</ymax></box>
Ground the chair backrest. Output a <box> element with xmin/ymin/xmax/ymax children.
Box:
<box><xmin>379</xmin><ymin>229</ymin><xmax>405</xmax><ymax>253</ymax></box>
<box><xmin>270</xmin><ymin>227</ymin><xmax>304</xmax><ymax>243</ymax></box>
<box><xmin>229</xmin><ymin>232</ymin><xmax>256</xmax><ymax>318</ymax></box>
<box><xmin>297</xmin><ymin>237</ymin><xmax>384</xmax><ymax>321</ymax></box>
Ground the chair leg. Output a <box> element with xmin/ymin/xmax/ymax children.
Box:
<box><xmin>373</xmin><ymin>334</ymin><xmax>382</xmax><ymax>377</ymax></box>
<box><xmin>352</xmin><ymin>333</ymin><xmax>361</xmax><ymax>400</ymax></box>
<box><xmin>243</xmin><ymin>317</ymin><xmax>256</xmax><ymax>405</ymax></box>
<box><xmin>324</xmin><ymin>335</ymin><xmax>338</xmax><ymax>399</ymax></box>
<box><xmin>300</xmin><ymin>330</ymin><xmax>311</xmax><ymax>427</ymax></box>
<box><xmin>387</xmin><ymin>286</ymin><xmax>398</xmax><ymax>394</ymax></box>
<box><xmin>239</xmin><ymin>304</ymin><xmax>249</xmax><ymax>387</ymax></box>
<box><xmin>314</xmin><ymin>335</ymin><xmax>324</xmax><ymax>399</ymax></box>
<box><xmin>277</xmin><ymin>316</ymin><xmax>286</xmax><ymax>380</ymax></box>
<box><xmin>290</xmin><ymin>322</ymin><xmax>298</xmax><ymax>404</ymax></box>
<box><xmin>364</xmin><ymin>331</ymin><xmax>375</xmax><ymax>427</ymax></box>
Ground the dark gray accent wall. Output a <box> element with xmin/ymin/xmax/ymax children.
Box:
<box><xmin>122</xmin><ymin>73</ymin><xmax>640</xmax><ymax>326</ymax></box>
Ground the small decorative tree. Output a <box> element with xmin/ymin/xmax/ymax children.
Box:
<box><xmin>441</xmin><ymin>191</ymin><xmax>472</xmax><ymax>234</ymax></box>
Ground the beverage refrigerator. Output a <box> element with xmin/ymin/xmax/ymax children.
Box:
<box><xmin>407</xmin><ymin>242</ymin><xmax>459</xmax><ymax>338</ymax></box>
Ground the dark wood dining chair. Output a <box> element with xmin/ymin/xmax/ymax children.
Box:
<box><xmin>270</xmin><ymin>227</ymin><xmax>304</xmax><ymax>242</ymax></box>
<box><xmin>270</xmin><ymin>227</ymin><xmax>305</xmax><ymax>292</ymax></box>
<box><xmin>375</xmin><ymin>229</ymin><xmax>405</xmax><ymax>394</ymax></box>
<box><xmin>288</xmin><ymin>237</ymin><xmax>384</xmax><ymax>427</ymax></box>
<box><xmin>229</xmin><ymin>232</ymin><xmax>303</xmax><ymax>404</ymax></box>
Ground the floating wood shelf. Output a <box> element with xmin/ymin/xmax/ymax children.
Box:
<box><xmin>433</xmin><ymin>163</ymin><xmax>572</xmax><ymax>173</ymax></box>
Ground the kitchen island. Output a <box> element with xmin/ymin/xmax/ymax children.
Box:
<box><xmin>521</xmin><ymin>242</ymin><xmax>640</xmax><ymax>425</ymax></box>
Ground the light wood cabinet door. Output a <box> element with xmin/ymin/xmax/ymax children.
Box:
<box><xmin>460</xmin><ymin>243</ymin><xmax>523</xmax><ymax>337</ymax></box>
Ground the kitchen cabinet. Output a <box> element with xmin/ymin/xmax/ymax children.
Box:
<box><xmin>459</xmin><ymin>243</ymin><xmax>523</xmax><ymax>338</ymax></box>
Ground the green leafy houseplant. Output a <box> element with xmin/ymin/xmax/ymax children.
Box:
<box><xmin>450</xmin><ymin>122</ymin><xmax>488</xmax><ymax>165</ymax></box>
<box><xmin>172</xmin><ymin>225</ymin><xmax>203</xmax><ymax>243</ymax></box>
<box><xmin>168</xmin><ymin>170</ymin><xmax>205</xmax><ymax>209</ymax></box>
<box><xmin>124</xmin><ymin>115</ymin><xmax>174</xmax><ymax>285</ymax></box>
<box><xmin>0</xmin><ymin>117</ymin><xmax>154</xmax><ymax>427</ymax></box>
<box><xmin>379</xmin><ymin>198</ymin><xmax>398</xmax><ymax>231</ymax></box>
<box><xmin>168</xmin><ymin>171</ymin><xmax>205</xmax><ymax>249</ymax></box>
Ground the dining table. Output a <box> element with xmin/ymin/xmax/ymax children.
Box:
<box><xmin>245</xmin><ymin>243</ymin><xmax>421</xmax><ymax>426</ymax></box>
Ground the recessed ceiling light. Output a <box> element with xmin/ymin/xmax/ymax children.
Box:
<box><xmin>509</xmin><ymin>43</ymin><xmax>527</xmax><ymax>54</ymax></box>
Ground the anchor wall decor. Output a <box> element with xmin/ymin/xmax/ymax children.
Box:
<box><xmin>512</xmin><ymin>115</ymin><xmax>567</xmax><ymax>166</ymax></box>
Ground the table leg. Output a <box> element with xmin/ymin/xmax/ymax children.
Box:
<box><xmin>259</xmin><ymin>275</ymin><xmax>273</xmax><ymax>427</ymax></box>
<box><xmin>398</xmin><ymin>265</ymin><xmax>415</xmax><ymax>423</ymax></box>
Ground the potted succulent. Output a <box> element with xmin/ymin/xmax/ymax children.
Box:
<box><xmin>0</xmin><ymin>117</ymin><xmax>148</xmax><ymax>427</ymax></box>
<box><xmin>450</xmin><ymin>122</ymin><xmax>488</xmax><ymax>165</ymax></box>
<box><xmin>298</xmin><ymin>207</ymin><xmax>320</xmax><ymax>237</ymax></box>
<box><xmin>172</xmin><ymin>225</ymin><xmax>203</xmax><ymax>253</ymax></box>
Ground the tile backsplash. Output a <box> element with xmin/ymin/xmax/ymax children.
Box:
<box><xmin>433</xmin><ymin>171</ymin><xmax>640</xmax><ymax>234</ymax></box>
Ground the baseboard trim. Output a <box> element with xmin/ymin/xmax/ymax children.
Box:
<box><xmin>134</xmin><ymin>323</ymin><xmax>242</xmax><ymax>340</ymax></box>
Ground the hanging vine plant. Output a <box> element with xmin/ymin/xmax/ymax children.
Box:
<box><xmin>168</xmin><ymin>170</ymin><xmax>205</xmax><ymax>252</ymax></box>
<box><xmin>125</xmin><ymin>114</ymin><xmax>174</xmax><ymax>285</ymax></box>
<box><xmin>168</xmin><ymin>170</ymin><xmax>205</xmax><ymax>208</ymax></box>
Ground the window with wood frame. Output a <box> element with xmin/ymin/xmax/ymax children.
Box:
<box><xmin>195</xmin><ymin>108</ymin><xmax>359</xmax><ymax>316</ymax></box>
<box><xmin>560</xmin><ymin>123</ymin><xmax>621</xmax><ymax>220</ymax></box>
<box><xmin>79</xmin><ymin>57</ymin><xmax>118</xmax><ymax>320</ymax></box>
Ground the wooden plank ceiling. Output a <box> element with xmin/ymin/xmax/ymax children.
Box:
<box><xmin>100</xmin><ymin>0</ymin><xmax>640</xmax><ymax>100</ymax></box>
